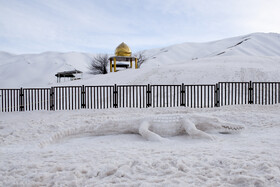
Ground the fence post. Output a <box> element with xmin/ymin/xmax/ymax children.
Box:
<box><xmin>180</xmin><ymin>83</ymin><xmax>186</xmax><ymax>107</ymax></box>
<box><xmin>249</xmin><ymin>81</ymin><xmax>254</xmax><ymax>104</ymax></box>
<box><xmin>19</xmin><ymin>88</ymin><xmax>24</xmax><ymax>111</ymax></box>
<box><xmin>215</xmin><ymin>83</ymin><xmax>220</xmax><ymax>107</ymax></box>
<box><xmin>146</xmin><ymin>84</ymin><xmax>151</xmax><ymax>107</ymax></box>
<box><xmin>81</xmin><ymin>85</ymin><xmax>86</xmax><ymax>108</ymax></box>
<box><xmin>50</xmin><ymin>87</ymin><xmax>55</xmax><ymax>111</ymax></box>
<box><xmin>113</xmin><ymin>84</ymin><xmax>118</xmax><ymax>108</ymax></box>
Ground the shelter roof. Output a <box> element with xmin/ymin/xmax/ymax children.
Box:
<box><xmin>115</xmin><ymin>42</ymin><xmax>132</xmax><ymax>57</ymax></box>
<box><xmin>109</xmin><ymin>56</ymin><xmax>136</xmax><ymax>61</ymax></box>
<box><xmin>55</xmin><ymin>69</ymin><xmax>82</xmax><ymax>77</ymax></box>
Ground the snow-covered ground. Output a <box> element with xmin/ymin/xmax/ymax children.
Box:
<box><xmin>1</xmin><ymin>32</ymin><xmax>280</xmax><ymax>186</ymax></box>
<box><xmin>1</xmin><ymin>105</ymin><xmax>280</xmax><ymax>186</ymax></box>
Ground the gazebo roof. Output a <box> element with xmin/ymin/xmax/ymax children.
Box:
<box><xmin>115</xmin><ymin>42</ymin><xmax>132</xmax><ymax>57</ymax></box>
<box><xmin>55</xmin><ymin>69</ymin><xmax>82</xmax><ymax>77</ymax></box>
<box><xmin>108</xmin><ymin>56</ymin><xmax>136</xmax><ymax>61</ymax></box>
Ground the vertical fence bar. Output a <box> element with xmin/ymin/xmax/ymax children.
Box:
<box><xmin>207</xmin><ymin>86</ymin><xmax>210</xmax><ymax>107</ymax></box>
<box><xmin>274</xmin><ymin>83</ymin><xmax>276</xmax><ymax>104</ymax></box>
<box><xmin>253</xmin><ymin>83</ymin><xmax>257</xmax><ymax>104</ymax></box>
<box><xmin>186</xmin><ymin>86</ymin><xmax>189</xmax><ymax>107</ymax></box>
<box><xmin>258</xmin><ymin>83</ymin><xmax>260</xmax><ymax>105</ymax></box>
<box><xmin>197</xmin><ymin>86</ymin><xmax>199</xmax><ymax>108</ymax></box>
<box><xmin>272</xmin><ymin>83</ymin><xmax>274</xmax><ymax>104</ymax></box>
<box><xmin>268</xmin><ymin>83</ymin><xmax>270</xmax><ymax>104</ymax></box>
<box><xmin>278</xmin><ymin>83</ymin><xmax>280</xmax><ymax>104</ymax></box>
<box><xmin>4</xmin><ymin>90</ymin><xmax>7</xmax><ymax>112</ymax></box>
<box><xmin>1</xmin><ymin>90</ymin><xmax>3</xmax><ymax>112</ymax></box>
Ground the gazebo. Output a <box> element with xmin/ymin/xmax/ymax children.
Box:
<box><xmin>55</xmin><ymin>69</ymin><xmax>83</xmax><ymax>83</ymax></box>
<box><xmin>109</xmin><ymin>42</ymin><xmax>138</xmax><ymax>72</ymax></box>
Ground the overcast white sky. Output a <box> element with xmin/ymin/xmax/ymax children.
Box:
<box><xmin>0</xmin><ymin>0</ymin><xmax>280</xmax><ymax>54</ymax></box>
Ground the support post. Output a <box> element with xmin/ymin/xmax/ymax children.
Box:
<box><xmin>130</xmin><ymin>58</ymin><xmax>132</xmax><ymax>68</ymax></box>
<box><xmin>19</xmin><ymin>88</ymin><xmax>24</xmax><ymax>111</ymax></box>
<box><xmin>50</xmin><ymin>87</ymin><xmax>55</xmax><ymax>111</ymax></box>
<box><xmin>249</xmin><ymin>81</ymin><xmax>254</xmax><ymax>104</ymax></box>
<box><xmin>215</xmin><ymin>83</ymin><xmax>220</xmax><ymax>107</ymax></box>
<box><xmin>81</xmin><ymin>85</ymin><xmax>86</xmax><ymax>108</ymax></box>
<box><xmin>114</xmin><ymin>57</ymin><xmax>117</xmax><ymax>72</ymax></box>
<box><xmin>180</xmin><ymin>83</ymin><xmax>186</xmax><ymax>106</ymax></box>
<box><xmin>110</xmin><ymin>59</ymin><xmax>112</xmax><ymax>72</ymax></box>
<box><xmin>113</xmin><ymin>84</ymin><xmax>118</xmax><ymax>108</ymax></box>
<box><xmin>135</xmin><ymin>58</ymin><xmax>138</xmax><ymax>69</ymax></box>
<box><xmin>146</xmin><ymin>84</ymin><xmax>151</xmax><ymax>107</ymax></box>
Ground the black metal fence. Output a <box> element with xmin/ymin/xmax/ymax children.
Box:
<box><xmin>1</xmin><ymin>81</ymin><xmax>280</xmax><ymax>112</ymax></box>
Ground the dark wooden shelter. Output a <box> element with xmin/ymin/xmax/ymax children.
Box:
<box><xmin>55</xmin><ymin>70</ymin><xmax>83</xmax><ymax>83</ymax></box>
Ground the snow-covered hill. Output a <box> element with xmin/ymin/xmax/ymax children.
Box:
<box><xmin>0</xmin><ymin>52</ymin><xmax>94</xmax><ymax>88</ymax></box>
<box><xmin>1</xmin><ymin>32</ymin><xmax>280</xmax><ymax>88</ymax></box>
<box><xmin>143</xmin><ymin>32</ymin><xmax>280</xmax><ymax>65</ymax></box>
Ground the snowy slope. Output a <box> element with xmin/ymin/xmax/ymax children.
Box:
<box><xmin>143</xmin><ymin>32</ymin><xmax>280</xmax><ymax>66</ymax></box>
<box><xmin>64</xmin><ymin>33</ymin><xmax>280</xmax><ymax>86</ymax></box>
<box><xmin>0</xmin><ymin>51</ymin><xmax>94</xmax><ymax>88</ymax></box>
<box><xmin>1</xmin><ymin>32</ymin><xmax>280</xmax><ymax>88</ymax></box>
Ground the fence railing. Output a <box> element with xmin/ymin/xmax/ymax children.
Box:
<box><xmin>1</xmin><ymin>81</ymin><xmax>280</xmax><ymax>112</ymax></box>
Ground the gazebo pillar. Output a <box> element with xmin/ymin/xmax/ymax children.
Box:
<box><xmin>114</xmin><ymin>57</ymin><xmax>117</xmax><ymax>72</ymax></box>
<box><xmin>108</xmin><ymin>56</ymin><xmax>138</xmax><ymax>72</ymax></box>
<box><xmin>110</xmin><ymin>59</ymin><xmax>112</xmax><ymax>72</ymax></box>
<box><xmin>135</xmin><ymin>58</ymin><xmax>138</xmax><ymax>69</ymax></box>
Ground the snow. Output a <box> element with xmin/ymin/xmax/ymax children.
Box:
<box><xmin>1</xmin><ymin>105</ymin><xmax>280</xmax><ymax>186</ymax></box>
<box><xmin>1</xmin><ymin>32</ymin><xmax>280</xmax><ymax>186</ymax></box>
<box><xmin>1</xmin><ymin>32</ymin><xmax>280</xmax><ymax>88</ymax></box>
<box><xmin>0</xmin><ymin>51</ymin><xmax>94</xmax><ymax>88</ymax></box>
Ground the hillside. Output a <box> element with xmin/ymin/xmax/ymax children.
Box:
<box><xmin>1</xmin><ymin>32</ymin><xmax>280</xmax><ymax>88</ymax></box>
<box><xmin>0</xmin><ymin>52</ymin><xmax>94</xmax><ymax>88</ymax></box>
<box><xmin>143</xmin><ymin>32</ymin><xmax>280</xmax><ymax>65</ymax></box>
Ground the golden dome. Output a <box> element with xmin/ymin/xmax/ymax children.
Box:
<box><xmin>115</xmin><ymin>42</ymin><xmax>132</xmax><ymax>56</ymax></box>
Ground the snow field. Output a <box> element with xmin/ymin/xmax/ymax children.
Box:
<box><xmin>1</xmin><ymin>105</ymin><xmax>280</xmax><ymax>186</ymax></box>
